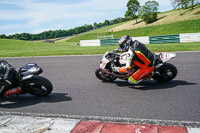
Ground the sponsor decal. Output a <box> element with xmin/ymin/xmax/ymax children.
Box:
<box><xmin>100</xmin><ymin>63</ymin><xmax>106</xmax><ymax>69</ymax></box>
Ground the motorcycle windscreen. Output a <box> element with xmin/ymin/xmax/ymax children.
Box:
<box><xmin>160</xmin><ymin>53</ymin><xmax>176</xmax><ymax>62</ymax></box>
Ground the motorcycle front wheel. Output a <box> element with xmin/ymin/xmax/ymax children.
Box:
<box><xmin>22</xmin><ymin>75</ymin><xmax>53</xmax><ymax>96</ymax></box>
<box><xmin>95</xmin><ymin>68</ymin><xmax>117</xmax><ymax>82</ymax></box>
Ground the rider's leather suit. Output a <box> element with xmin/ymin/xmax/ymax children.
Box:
<box><xmin>117</xmin><ymin>40</ymin><xmax>154</xmax><ymax>84</ymax></box>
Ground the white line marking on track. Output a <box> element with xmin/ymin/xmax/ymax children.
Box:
<box><xmin>187</xmin><ymin>128</ymin><xmax>200</xmax><ymax>133</ymax></box>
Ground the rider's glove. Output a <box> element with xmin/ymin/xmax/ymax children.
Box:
<box><xmin>119</xmin><ymin>68</ymin><xmax>129</xmax><ymax>73</ymax></box>
<box><xmin>119</xmin><ymin>66</ymin><xmax>132</xmax><ymax>73</ymax></box>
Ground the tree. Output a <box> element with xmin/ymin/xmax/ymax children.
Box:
<box><xmin>171</xmin><ymin>0</ymin><xmax>182</xmax><ymax>15</ymax></box>
<box><xmin>104</xmin><ymin>20</ymin><xmax>110</xmax><ymax>26</ymax></box>
<box><xmin>171</xmin><ymin>0</ymin><xmax>197</xmax><ymax>11</ymax></box>
<box><xmin>19</xmin><ymin>33</ymin><xmax>31</xmax><ymax>40</ymax></box>
<box><xmin>171</xmin><ymin>0</ymin><xmax>195</xmax><ymax>15</ymax></box>
<box><xmin>138</xmin><ymin>0</ymin><xmax>159</xmax><ymax>24</ymax></box>
<box><xmin>125</xmin><ymin>10</ymin><xmax>134</xmax><ymax>20</ymax></box>
<box><xmin>0</xmin><ymin>34</ymin><xmax>7</xmax><ymax>39</ymax></box>
<box><xmin>93</xmin><ymin>22</ymin><xmax>97</xmax><ymax>29</ymax></box>
<box><xmin>183</xmin><ymin>0</ymin><xmax>190</xmax><ymax>8</ymax></box>
<box><xmin>191</xmin><ymin>0</ymin><xmax>194</xmax><ymax>9</ymax></box>
<box><xmin>1</xmin><ymin>16</ymin><xmax>129</xmax><ymax>41</ymax></box>
<box><xmin>125</xmin><ymin>0</ymin><xmax>140</xmax><ymax>23</ymax></box>
<box><xmin>189</xmin><ymin>0</ymin><xmax>197</xmax><ymax>9</ymax></box>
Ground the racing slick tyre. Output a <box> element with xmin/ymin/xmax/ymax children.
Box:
<box><xmin>22</xmin><ymin>75</ymin><xmax>53</xmax><ymax>96</ymax></box>
<box><xmin>95</xmin><ymin>68</ymin><xmax>117</xmax><ymax>82</ymax></box>
<box><xmin>152</xmin><ymin>63</ymin><xmax>177</xmax><ymax>82</ymax></box>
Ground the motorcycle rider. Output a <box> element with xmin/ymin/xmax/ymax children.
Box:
<box><xmin>0</xmin><ymin>60</ymin><xmax>21</xmax><ymax>97</ymax></box>
<box><xmin>113</xmin><ymin>35</ymin><xmax>154</xmax><ymax>84</ymax></box>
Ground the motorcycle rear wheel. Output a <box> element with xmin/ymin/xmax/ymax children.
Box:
<box><xmin>152</xmin><ymin>63</ymin><xmax>177</xmax><ymax>82</ymax></box>
<box><xmin>22</xmin><ymin>75</ymin><xmax>53</xmax><ymax>96</ymax></box>
<box><xmin>95</xmin><ymin>68</ymin><xmax>117</xmax><ymax>82</ymax></box>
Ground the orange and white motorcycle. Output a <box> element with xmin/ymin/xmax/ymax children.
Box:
<box><xmin>95</xmin><ymin>50</ymin><xmax>177</xmax><ymax>83</ymax></box>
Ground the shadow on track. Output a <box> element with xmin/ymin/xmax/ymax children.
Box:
<box><xmin>104</xmin><ymin>80</ymin><xmax>197</xmax><ymax>90</ymax></box>
<box><xmin>0</xmin><ymin>93</ymin><xmax>72</xmax><ymax>108</ymax></box>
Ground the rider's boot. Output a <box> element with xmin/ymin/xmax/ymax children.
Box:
<box><xmin>5</xmin><ymin>87</ymin><xmax>22</xmax><ymax>97</ymax></box>
<box><xmin>128</xmin><ymin>78</ymin><xmax>143</xmax><ymax>84</ymax></box>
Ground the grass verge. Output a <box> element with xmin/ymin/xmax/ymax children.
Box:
<box><xmin>0</xmin><ymin>39</ymin><xmax>200</xmax><ymax>57</ymax></box>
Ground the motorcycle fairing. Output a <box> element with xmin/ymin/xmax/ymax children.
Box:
<box><xmin>100</xmin><ymin>51</ymin><xmax>112</xmax><ymax>69</ymax></box>
<box><xmin>19</xmin><ymin>63</ymin><xmax>43</xmax><ymax>76</ymax></box>
<box><xmin>160</xmin><ymin>53</ymin><xmax>176</xmax><ymax>63</ymax></box>
<box><xmin>100</xmin><ymin>62</ymin><xmax>107</xmax><ymax>69</ymax></box>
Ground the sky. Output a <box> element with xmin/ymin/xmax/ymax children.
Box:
<box><xmin>0</xmin><ymin>0</ymin><xmax>173</xmax><ymax>35</ymax></box>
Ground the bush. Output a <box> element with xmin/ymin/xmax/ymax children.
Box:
<box><xmin>142</xmin><ymin>12</ymin><xmax>158</xmax><ymax>23</ymax></box>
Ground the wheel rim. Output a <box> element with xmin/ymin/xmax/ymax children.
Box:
<box><xmin>100</xmin><ymin>71</ymin><xmax>115</xmax><ymax>81</ymax></box>
<box><xmin>27</xmin><ymin>83</ymin><xmax>48</xmax><ymax>95</ymax></box>
<box><xmin>158</xmin><ymin>69</ymin><xmax>174</xmax><ymax>79</ymax></box>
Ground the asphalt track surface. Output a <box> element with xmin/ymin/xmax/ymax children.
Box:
<box><xmin>0</xmin><ymin>52</ymin><xmax>200</xmax><ymax>123</ymax></box>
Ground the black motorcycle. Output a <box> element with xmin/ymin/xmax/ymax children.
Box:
<box><xmin>0</xmin><ymin>61</ymin><xmax>53</xmax><ymax>97</ymax></box>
